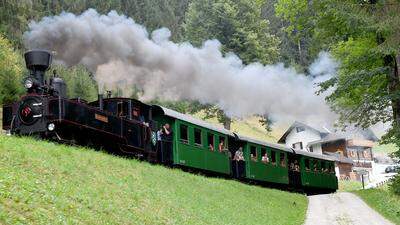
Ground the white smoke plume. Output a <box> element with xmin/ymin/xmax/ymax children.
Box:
<box><xmin>24</xmin><ymin>9</ymin><xmax>338</xmax><ymax>124</ymax></box>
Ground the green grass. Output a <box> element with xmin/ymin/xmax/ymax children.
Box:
<box><xmin>338</xmin><ymin>180</ymin><xmax>363</xmax><ymax>192</ymax></box>
<box><xmin>373</xmin><ymin>143</ymin><xmax>398</xmax><ymax>154</ymax></box>
<box><xmin>355</xmin><ymin>186</ymin><xmax>400</xmax><ymax>225</ymax></box>
<box><xmin>0</xmin><ymin>135</ymin><xmax>307</xmax><ymax>225</ymax></box>
<box><xmin>192</xmin><ymin>111</ymin><xmax>285</xmax><ymax>142</ymax></box>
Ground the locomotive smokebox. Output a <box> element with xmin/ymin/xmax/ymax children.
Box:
<box><xmin>24</xmin><ymin>50</ymin><xmax>52</xmax><ymax>85</ymax></box>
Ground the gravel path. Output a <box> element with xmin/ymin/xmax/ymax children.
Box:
<box><xmin>304</xmin><ymin>192</ymin><xmax>393</xmax><ymax>225</ymax></box>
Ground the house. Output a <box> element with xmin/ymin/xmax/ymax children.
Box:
<box><xmin>278</xmin><ymin>121</ymin><xmax>378</xmax><ymax>181</ymax></box>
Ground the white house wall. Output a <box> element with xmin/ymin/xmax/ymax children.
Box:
<box><xmin>285</xmin><ymin>127</ymin><xmax>321</xmax><ymax>152</ymax></box>
<box><xmin>310</xmin><ymin>143</ymin><xmax>323</xmax><ymax>154</ymax></box>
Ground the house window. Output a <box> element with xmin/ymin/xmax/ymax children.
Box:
<box><xmin>309</xmin><ymin>146</ymin><xmax>313</xmax><ymax>152</ymax></box>
<box><xmin>194</xmin><ymin>128</ymin><xmax>202</xmax><ymax>146</ymax></box>
<box><xmin>180</xmin><ymin>124</ymin><xmax>188</xmax><ymax>143</ymax></box>
<box><xmin>207</xmin><ymin>133</ymin><xmax>214</xmax><ymax>151</ymax></box>
<box><xmin>305</xmin><ymin>159</ymin><xmax>310</xmax><ymax>170</ymax></box>
<box><xmin>271</xmin><ymin>151</ymin><xmax>276</xmax><ymax>165</ymax></box>
<box><xmin>261</xmin><ymin>148</ymin><xmax>269</xmax><ymax>163</ymax></box>
<box><xmin>296</xmin><ymin>127</ymin><xmax>305</xmax><ymax>133</ymax></box>
<box><xmin>280</xmin><ymin>153</ymin><xmax>286</xmax><ymax>167</ymax></box>
<box><xmin>250</xmin><ymin>146</ymin><xmax>257</xmax><ymax>161</ymax></box>
<box><xmin>292</xmin><ymin>142</ymin><xmax>303</xmax><ymax>150</ymax></box>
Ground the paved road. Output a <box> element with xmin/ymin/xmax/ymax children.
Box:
<box><xmin>304</xmin><ymin>192</ymin><xmax>393</xmax><ymax>225</ymax></box>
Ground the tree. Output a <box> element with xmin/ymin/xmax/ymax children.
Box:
<box><xmin>183</xmin><ymin>0</ymin><xmax>280</xmax><ymax>65</ymax></box>
<box><xmin>0</xmin><ymin>34</ymin><xmax>24</xmax><ymax>105</ymax></box>
<box><xmin>183</xmin><ymin>0</ymin><xmax>280</xmax><ymax>129</ymax></box>
<box><xmin>53</xmin><ymin>65</ymin><xmax>98</xmax><ymax>102</ymax></box>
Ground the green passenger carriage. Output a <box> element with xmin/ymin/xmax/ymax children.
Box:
<box><xmin>152</xmin><ymin>105</ymin><xmax>338</xmax><ymax>192</ymax></box>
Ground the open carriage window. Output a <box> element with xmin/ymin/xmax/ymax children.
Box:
<box><xmin>207</xmin><ymin>133</ymin><xmax>214</xmax><ymax>151</ymax></box>
<box><xmin>280</xmin><ymin>153</ymin><xmax>286</xmax><ymax>167</ymax></box>
<box><xmin>250</xmin><ymin>146</ymin><xmax>257</xmax><ymax>161</ymax></box>
<box><xmin>218</xmin><ymin>136</ymin><xmax>226</xmax><ymax>152</ymax></box>
<box><xmin>180</xmin><ymin>124</ymin><xmax>188</xmax><ymax>144</ymax></box>
<box><xmin>313</xmin><ymin>160</ymin><xmax>319</xmax><ymax>172</ymax></box>
<box><xmin>305</xmin><ymin>159</ymin><xmax>310</xmax><ymax>171</ymax></box>
<box><xmin>271</xmin><ymin>151</ymin><xmax>276</xmax><ymax>165</ymax></box>
<box><xmin>261</xmin><ymin>148</ymin><xmax>268</xmax><ymax>163</ymax></box>
<box><xmin>194</xmin><ymin>128</ymin><xmax>202</xmax><ymax>146</ymax></box>
<box><xmin>329</xmin><ymin>162</ymin><xmax>335</xmax><ymax>173</ymax></box>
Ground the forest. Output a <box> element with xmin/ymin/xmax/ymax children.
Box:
<box><xmin>0</xmin><ymin>0</ymin><xmax>399</xmax><ymax>168</ymax></box>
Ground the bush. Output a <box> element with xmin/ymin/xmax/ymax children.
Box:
<box><xmin>389</xmin><ymin>174</ymin><xmax>400</xmax><ymax>196</ymax></box>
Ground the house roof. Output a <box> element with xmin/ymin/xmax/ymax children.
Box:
<box><xmin>307</xmin><ymin>133</ymin><xmax>346</xmax><ymax>146</ymax></box>
<box><xmin>278</xmin><ymin>121</ymin><xmax>378</xmax><ymax>144</ymax></box>
<box><xmin>277</xmin><ymin>121</ymin><xmax>327</xmax><ymax>144</ymax></box>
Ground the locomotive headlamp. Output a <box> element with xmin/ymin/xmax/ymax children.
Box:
<box><xmin>24</xmin><ymin>78</ymin><xmax>33</xmax><ymax>89</ymax></box>
<box><xmin>47</xmin><ymin>123</ymin><xmax>55</xmax><ymax>131</ymax></box>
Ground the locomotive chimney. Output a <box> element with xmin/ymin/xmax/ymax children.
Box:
<box><xmin>24</xmin><ymin>50</ymin><xmax>52</xmax><ymax>86</ymax></box>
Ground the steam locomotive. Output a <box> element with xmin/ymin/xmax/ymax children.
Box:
<box><xmin>2</xmin><ymin>50</ymin><xmax>338</xmax><ymax>193</ymax></box>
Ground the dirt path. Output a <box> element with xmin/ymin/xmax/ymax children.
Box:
<box><xmin>304</xmin><ymin>192</ymin><xmax>393</xmax><ymax>225</ymax></box>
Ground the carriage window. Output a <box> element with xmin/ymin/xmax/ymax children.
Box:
<box><xmin>305</xmin><ymin>159</ymin><xmax>310</xmax><ymax>170</ymax></box>
<box><xmin>280</xmin><ymin>153</ymin><xmax>286</xmax><ymax>167</ymax></box>
<box><xmin>219</xmin><ymin>136</ymin><xmax>226</xmax><ymax>152</ymax></box>
<box><xmin>329</xmin><ymin>163</ymin><xmax>335</xmax><ymax>173</ymax></box>
<box><xmin>261</xmin><ymin>148</ymin><xmax>268</xmax><ymax>163</ymax></box>
<box><xmin>117</xmin><ymin>102</ymin><xmax>124</xmax><ymax>117</ymax></box>
<box><xmin>271</xmin><ymin>151</ymin><xmax>276</xmax><ymax>165</ymax></box>
<box><xmin>250</xmin><ymin>146</ymin><xmax>257</xmax><ymax>161</ymax></box>
<box><xmin>180</xmin><ymin>124</ymin><xmax>188</xmax><ymax>143</ymax></box>
<box><xmin>207</xmin><ymin>133</ymin><xmax>214</xmax><ymax>151</ymax></box>
<box><xmin>296</xmin><ymin>126</ymin><xmax>305</xmax><ymax>132</ymax></box>
<box><xmin>321</xmin><ymin>162</ymin><xmax>326</xmax><ymax>173</ymax></box>
<box><xmin>194</xmin><ymin>128</ymin><xmax>202</xmax><ymax>146</ymax></box>
<box><xmin>313</xmin><ymin>160</ymin><xmax>319</xmax><ymax>172</ymax></box>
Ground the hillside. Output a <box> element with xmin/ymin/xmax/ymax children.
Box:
<box><xmin>0</xmin><ymin>135</ymin><xmax>307</xmax><ymax>225</ymax></box>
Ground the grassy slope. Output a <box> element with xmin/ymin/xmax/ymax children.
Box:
<box><xmin>372</xmin><ymin>143</ymin><xmax>398</xmax><ymax>154</ymax></box>
<box><xmin>355</xmin><ymin>186</ymin><xmax>400</xmax><ymax>225</ymax></box>
<box><xmin>338</xmin><ymin>180</ymin><xmax>363</xmax><ymax>192</ymax></box>
<box><xmin>0</xmin><ymin>135</ymin><xmax>307</xmax><ymax>225</ymax></box>
<box><xmin>192</xmin><ymin>112</ymin><xmax>285</xmax><ymax>142</ymax></box>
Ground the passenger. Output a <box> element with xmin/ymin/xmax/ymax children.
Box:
<box><xmin>209</xmin><ymin>144</ymin><xmax>214</xmax><ymax>151</ymax></box>
<box><xmin>157</xmin><ymin>127</ymin><xmax>163</xmax><ymax>142</ymax></box>
<box><xmin>161</xmin><ymin>123</ymin><xmax>173</xmax><ymax>165</ymax></box>
<box><xmin>294</xmin><ymin>160</ymin><xmax>300</xmax><ymax>171</ymax></box>
<box><xmin>290</xmin><ymin>162</ymin><xmax>295</xmax><ymax>170</ymax></box>
<box><xmin>233</xmin><ymin>147</ymin><xmax>245</xmax><ymax>161</ymax></box>
<box><xmin>156</xmin><ymin>127</ymin><xmax>163</xmax><ymax>161</ymax></box>
<box><xmin>261</xmin><ymin>153</ymin><xmax>269</xmax><ymax>163</ymax></box>
<box><xmin>250</xmin><ymin>153</ymin><xmax>257</xmax><ymax>162</ymax></box>
<box><xmin>218</xmin><ymin>140</ymin><xmax>225</xmax><ymax>152</ymax></box>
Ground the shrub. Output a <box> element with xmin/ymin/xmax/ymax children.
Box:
<box><xmin>389</xmin><ymin>174</ymin><xmax>400</xmax><ymax>196</ymax></box>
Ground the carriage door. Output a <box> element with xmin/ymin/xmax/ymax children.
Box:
<box><xmin>288</xmin><ymin>154</ymin><xmax>302</xmax><ymax>188</ymax></box>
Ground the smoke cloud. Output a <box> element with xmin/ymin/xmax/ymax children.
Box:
<box><xmin>24</xmin><ymin>9</ymin><xmax>338</xmax><ymax>124</ymax></box>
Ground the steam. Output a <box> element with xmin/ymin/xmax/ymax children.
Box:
<box><xmin>24</xmin><ymin>9</ymin><xmax>338</xmax><ymax>124</ymax></box>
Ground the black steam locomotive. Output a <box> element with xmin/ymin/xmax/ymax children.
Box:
<box><xmin>2</xmin><ymin>50</ymin><xmax>157</xmax><ymax>160</ymax></box>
